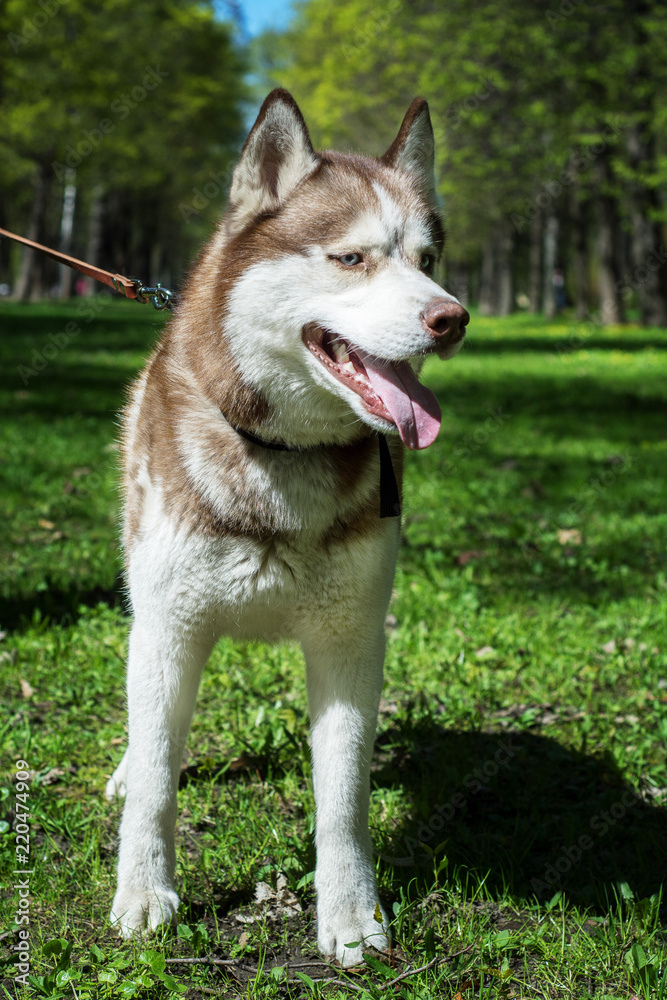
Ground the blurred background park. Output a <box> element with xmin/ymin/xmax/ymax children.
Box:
<box><xmin>0</xmin><ymin>0</ymin><xmax>666</xmax><ymax>324</ymax></box>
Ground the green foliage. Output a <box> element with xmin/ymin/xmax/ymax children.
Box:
<box><xmin>0</xmin><ymin>0</ymin><xmax>247</xmax><ymax>274</ymax></box>
<box><xmin>262</xmin><ymin>0</ymin><xmax>667</xmax><ymax>256</ymax></box>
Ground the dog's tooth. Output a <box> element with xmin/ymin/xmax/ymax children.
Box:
<box><xmin>332</xmin><ymin>342</ymin><xmax>351</xmax><ymax>364</ymax></box>
<box><xmin>342</xmin><ymin>361</ymin><xmax>356</xmax><ymax>373</ymax></box>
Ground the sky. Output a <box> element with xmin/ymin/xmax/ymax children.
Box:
<box><xmin>241</xmin><ymin>0</ymin><xmax>294</xmax><ymax>36</ymax></box>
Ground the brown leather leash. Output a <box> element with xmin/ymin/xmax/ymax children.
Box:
<box><xmin>0</xmin><ymin>226</ymin><xmax>175</xmax><ymax>310</ymax></box>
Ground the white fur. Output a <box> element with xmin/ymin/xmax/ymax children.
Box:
<box><xmin>222</xmin><ymin>208</ymin><xmax>462</xmax><ymax>445</ymax></box>
<box><xmin>109</xmin><ymin>460</ymin><xmax>398</xmax><ymax>964</ymax></box>
<box><xmin>108</xmin><ymin>92</ymin><xmax>463</xmax><ymax>968</ymax></box>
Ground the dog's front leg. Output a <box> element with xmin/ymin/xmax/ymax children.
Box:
<box><xmin>109</xmin><ymin>619</ymin><xmax>211</xmax><ymax>937</ymax></box>
<box><xmin>302</xmin><ymin>629</ymin><xmax>388</xmax><ymax>967</ymax></box>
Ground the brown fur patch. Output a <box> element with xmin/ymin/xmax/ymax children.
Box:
<box><xmin>121</xmin><ymin>134</ymin><xmax>440</xmax><ymax>555</ymax></box>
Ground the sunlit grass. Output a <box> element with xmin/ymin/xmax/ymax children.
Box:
<box><xmin>0</xmin><ymin>302</ymin><xmax>666</xmax><ymax>998</ymax></box>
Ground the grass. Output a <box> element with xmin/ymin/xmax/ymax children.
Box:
<box><xmin>0</xmin><ymin>300</ymin><xmax>666</xmax><ymax>999</ymax></box>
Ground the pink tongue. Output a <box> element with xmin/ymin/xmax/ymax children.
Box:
<box><xmin>361</xmin><ymin>356</ymin><xmax>442</xmax><ymax>450</ymax></box>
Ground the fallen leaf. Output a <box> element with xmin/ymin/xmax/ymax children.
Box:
<box><xmin>602</xmin><ymin>640</ymin><xmax>617</xmax><ymax>654</ymax></box>
<box><xmin>110</xmin><ymin>737</ymin><xmax>125</xmax><ymax>745</ymax></box>
<box><xmin>235</xmin><ymin>872</ymin><xmax>301</xmax><ymax>924</ymax></box>
<box><xmin>475</xmin><ymin>645</ymin><xmax>497</xmax><ymax>659</ymax></box>
<box><xmin>558</xmin><ymin>529</ymin><xmax>582</xmax><ymax>545</ymax></box>
<box><xmin>38</xmin><ymin>767</ymin><xmax>73</xmax><ymax>785</ymax></box>
<box><xmin>19</xmin><ymin>678</ymin><xmax>34</xmax><ymax>698</ymax></box>
<box><xmin>456</xmin><ymin>550</ymin><xmax>485</xmax><ymax>566</ymax></box>
<box><xmin>378</xmin><ymin>698</ymin><xmax>398</xmax><ymax>715</ymax></box>
<box><xmin>72</xmin><ymin>467</ymin><xmax>91</xmax><ymax>478</ymax></box>
<box><xmin>38</xmin><ymin>519</ymin><xmax>55</xmax><ymax>530</ymax></box>
<box><xmin>228</xmin><ymin>754</ymin><xmax>265</xmax><ymax>773</ymax></box>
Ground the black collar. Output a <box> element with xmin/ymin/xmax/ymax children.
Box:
<box><xmin>232</xmin><ymin>424</ymin><xmax>303</xmax><ymax>452</ymax></box>
<box><xmin>224</xmin><ymin>418</ymin><xmax>401</xmax><ymax>518</ymax></box>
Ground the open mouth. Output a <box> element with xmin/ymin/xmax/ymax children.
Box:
<box><xmin>303</xmin><ymin>324</ymin><xmax>442</xmax><ymax>450</ymax></box>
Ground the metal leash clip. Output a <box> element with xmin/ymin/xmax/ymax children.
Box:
<box><xmin>131</xmin><ymin>280</ymin><xmax>175</xmax><ymax>311</ymax></box>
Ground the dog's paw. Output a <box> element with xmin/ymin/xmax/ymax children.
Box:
<box><xmin>105</xmin><ymin>774</ymin><xmax>126</xmax><ymax>801</ymax></box>
<box><xmin>110</xmin><ymin>886</ymin><xmax>179</xmax><ymax>938</ymax></box>
<box><xmin>105</xmin><ymin>751</ymin><xmax>128</xmax><ymax>801</ymax></box>
<box><xmin>318</xmin><ymin>903</ymin><xmax>390</xmax><ymax>968</ymax></box>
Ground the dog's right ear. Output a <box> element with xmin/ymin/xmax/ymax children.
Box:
<box><xmin>381</xmin><ymin>98</ymin><xmax>436</xmax><ymax>204</ymax></box>
<box><xmin>225</xmin><ymin>89</ymin><xmax>318</xmax><ymax>235</ymax></box>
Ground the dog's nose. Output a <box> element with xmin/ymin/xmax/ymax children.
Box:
<box><xmin>421</xmin><ymin>298</ymin><xmax>469</xmax><ymax>341</ymax></box>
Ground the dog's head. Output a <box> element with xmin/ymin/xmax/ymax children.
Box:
<box><xmin>201</xmin><ymin>89</ymin><xmax>468</xmax><ymax>450</ymax></box>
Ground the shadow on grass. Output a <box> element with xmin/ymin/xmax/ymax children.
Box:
<box><xmin>0</xmin><ymin>574</ymin><xmax>127</xmax><ymax>632</ymax></box>
<box><xmin>372</xmin><ymin>719</ymin><xmax>667</xmax><ymax>913</ymax></box>
<box><xmin>462</xmin><ymin>336</ymin><xmax>667</xmax><ymax>354</ymax></box>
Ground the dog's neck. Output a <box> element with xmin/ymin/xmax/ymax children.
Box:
<box><xmin>221</xmin><ymin>411</ymin><xmax>401</xmax><ymax>519</ymax></box>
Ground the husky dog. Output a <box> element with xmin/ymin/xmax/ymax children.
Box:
<box><xmin>107</xmin><ymin>89</ymin><xmax>468</xmax><ymax>967</ymax></box>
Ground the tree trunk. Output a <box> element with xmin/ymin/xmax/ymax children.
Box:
<box><xmin>83</xmin><ymin>186</ymin><xmax>105</xmax><ymax>296</ymax></box>
<box><xmin>58</xmin><ymin>169</ymin><xmax>77</xmax><ymax>300</ymax></box>
<box><xmin>496</xmin><ymin>226</ymin><xmax>514</xmax><ymax>316</ymax></box>
<box><xmin>626</xmin><ymin>122</ymin><xmax>667</xmax><ymax>326</ymax></box>
<box><xmin>595</xmin><ymin>153</ymin><xmax>624</xmax><ymax>325</ymax></box>
<box><xmin>528</xmin><ymin>214</ymin><xmax>542</xmax><ymax>313</ymax></box>
<box><xmin>478</xmin><ymin>238</ymin><xmax>497</xmax><ymax>315</ymax></box>
<box><xmin>13</xmin><ymin>163</ymin><xmax>49</xmax><ymax>301</ymax></box>
<box><xmin>150</xmin><ymin>240</ymin><xmax>164</xmax><ymax>286</ymax></box>
<box><xmin>542</xmin><ymin>214</ymin><xmax>558</xmax><ymax>318</ymax></box>
<box><xmin>570</xmin><ymin>188</ymin><xmax>589</xmax><ymax>320</ymax></box>
<box><xmin>444</xmin><ymin>262</ymin><xmax>469</xmax><ymax>306</ymax></box>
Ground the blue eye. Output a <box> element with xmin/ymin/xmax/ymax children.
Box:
<box><xmin>338</xmin><ymin>253</ymin><xmax>363</xmax><ymax>266</ymax></box>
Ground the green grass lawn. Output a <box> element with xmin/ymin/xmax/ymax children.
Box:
<box><xmin>0</xmin><ymin>301</ymin><xmax>666</xmax><ymax>999</ymax></box>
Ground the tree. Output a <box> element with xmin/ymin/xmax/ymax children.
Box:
<box><xmin>0</xmin><ymin>0</ymin><xmax>247</xmax><ymax>298</ymax></box>
<box><xmin>259</xmin><ymin>0</ymin><xmax>667</xmax><ymax>325</ymax></box>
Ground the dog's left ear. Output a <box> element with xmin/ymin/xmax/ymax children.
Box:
<box><xmin>381</xmin><ymin>98</ymin><xmax>436</xmax><ymax>204</ymax></box>
<box><xmin>225</xmin><ymin>89</ymin><xmax>319</xmax><ymax>235</ymax></box>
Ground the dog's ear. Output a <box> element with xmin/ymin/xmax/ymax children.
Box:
<box><xmin>381</xmin><ymin>98</ymin><xmax>436</xmax><ymax>203</ymax></box>
<box><xmin>225</xmin><ymin>89</ymin><xmax>318</xmax><ymax>234</ymax></box>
